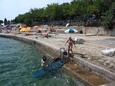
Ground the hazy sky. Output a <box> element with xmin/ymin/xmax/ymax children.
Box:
<box><xmin>0</xmin><ymin>0</ymin><xmax>72</xmax><ymax>20</ymax></box>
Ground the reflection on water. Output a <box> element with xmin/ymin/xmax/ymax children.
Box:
<box><xmin>0</xmin><ymin>37</ymin><xmax>87</xmax><ymax>86</ymax></box>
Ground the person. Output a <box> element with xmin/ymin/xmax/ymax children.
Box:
<box><xmin>53</xmin><ymin>57</ymin><xmax>62</xmax><ymax>62</ymax></box>
<box><xmin>65</xmin><ymin>37</ymin><xmax>75</xmax><ymax>55</ymax></box>
<box><xmin>63</xmin><ymin>50</ymin><xmax>68</xmax><ymax>58</ymax></box>
<box><xmin>41</xmin><ymin>56</ymin><xmax>48</xmax><ymax>67</ymax></box>
<box><xmin>62</xmin><ymin>49</ymin><xmax>69</xmax><ymax>63</ymax></box>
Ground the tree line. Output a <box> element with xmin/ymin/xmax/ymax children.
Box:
<box><xmin>0</xmin><ymin>18</ymin><xmax>11</xmax><ymax>25</ymax></box>
<box><xmin>12</xmin><ymin>0</ymin><xmax>115</xmax><ymax>29</ymax></box>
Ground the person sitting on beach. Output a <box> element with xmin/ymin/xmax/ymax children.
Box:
<box><xmin>41</xmin><ymin>31</ymin><xmax>49</xmax><ymax>38</ymax></box>
<box><xmin>65</xmin><ymin>37</ymin><xmax>75</xmax><ymax>56</ymax></box>
<box><xmin>41</xmin><ymin>56</ymin><xmax>48</xmax><ymax>67</ymax></box>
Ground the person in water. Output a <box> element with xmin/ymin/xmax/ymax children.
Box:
<box><xmin>65</xmin><ymin>37</ymin><xmax>75</xmax><ymax>56</ymax></box>
<box><xmin>53</xmin><ymin>57</ymin><xmax>61</xmax><ymax>62</ymax></box>
<box><xmin>63</xmin><ymin>50</ymin><xmax>68</xmax><ymax>58</ymax></box>
<box><xmin>41</xmin><ymin>56</ymin><xmax>48</xmax><ymax>67</ymax></box>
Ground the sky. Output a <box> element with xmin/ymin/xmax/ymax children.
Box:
<box><xmin>0</xmin><ymin>0</ymin><xmax>72</xmax><ymax>20</ymax></box>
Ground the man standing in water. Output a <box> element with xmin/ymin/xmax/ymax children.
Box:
<box><xmin>65</xmin><ymin>37</ymin><xmax>75</xmax><ymax>57</ymax></box>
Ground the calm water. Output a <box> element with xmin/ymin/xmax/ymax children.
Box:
<box><xmin>0</xmin><ymin>37</ymin><xmax>87</xmax><ymax>86</ymax></box>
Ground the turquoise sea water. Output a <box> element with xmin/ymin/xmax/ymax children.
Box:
<box><xmin>0</xmin><ymin>37</ymin><xmax>87</xmax><ymax>86</ymax></box>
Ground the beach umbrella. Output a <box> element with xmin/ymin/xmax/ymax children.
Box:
<box><xmin>20</xmin><ymin>27</ymin><xmax>30</xmax><ymax>32</ymax></box>
<box><xmin>66</xmin><ymin>23</ymin><xmax>70</xmax><ymax>27</ymax></box>
<box><xmin>65</xmin><ymin>27</ymin><xmax>78</xmax><ymax>33</ymax></box>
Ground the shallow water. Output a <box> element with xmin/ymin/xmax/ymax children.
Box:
<box><xmin>0</xmin><ymin>37</ymin><xmax>87</xmax><ymax>86</ymax></box>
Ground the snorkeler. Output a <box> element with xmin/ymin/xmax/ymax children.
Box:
<box><xmin>41</xmin><ymin>56</ymin><xmax>48</xmax><ymax>67</ymax></box>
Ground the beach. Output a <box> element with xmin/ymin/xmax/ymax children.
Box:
<box><xmin>0</xmin><ymin>0</ymin><xmax>115</xmax><ymax>85</ymax></box>
<box><xmin>0</xmin><ymin>32</ymin><xmax>115</xmax><ymax>85</ymax></box>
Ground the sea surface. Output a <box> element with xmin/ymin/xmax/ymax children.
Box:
<box><xmin>0</xmin><ymin>37</ymin><xmax>87</xmax><ymax>86</ymax></box>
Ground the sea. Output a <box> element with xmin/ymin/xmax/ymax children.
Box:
<box><xmin>0</xmin><ymin>37</ymin><xmax>87</xmax><ymax>86</ymax></box>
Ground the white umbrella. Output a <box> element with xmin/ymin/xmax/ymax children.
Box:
<box><xmin>65</xmin><ymin>23</ymin><xmax>70</xmax><ymax>27</ymax></box>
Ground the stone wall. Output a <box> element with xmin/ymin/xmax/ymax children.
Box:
<box><xmin>80</xmin><ymin>26</ymin><xmax>115</xmax><ymax>36</ymax></box>
<box><xmin>74</xmin><ymin>56</ymin><xmax>115</xmax><ymax>81</ymax></box>
<box><xmin>110</xmin><ymin>28</ymin><xmax>115</xmax><ymax>36</ymax></box>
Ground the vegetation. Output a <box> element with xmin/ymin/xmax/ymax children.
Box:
<box><xmin>0</xmin><ymin>20</ymin><xmax>3</xmax><ymax>25</ymax></box>
<box><xmin>13</xmin><ymin>0</ymin><xmax>115</xmax><ymax>29</ymax></box>
<box><xmin>3</xmin><ymin>18</ymin><xmax>11</xmax><ymax>25</ymax></box>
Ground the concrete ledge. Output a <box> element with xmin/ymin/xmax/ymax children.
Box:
<box><xmin>99</xmin><ymin>82</ymin><xmax>115</xmax><ymax>86</ymax></box>
<box><xmin>75</xmin><ymin>56</ymin><xmax>115</xmax><ymax>81</ymax></box>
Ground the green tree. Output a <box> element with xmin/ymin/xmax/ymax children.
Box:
<box><xmin>13</xmin><ymin>0</ymin><xmax>115</xmax><ymax>28</ymax></box>
<box><xmin>0</xmin><ymin>20</ymin><xmax>3</xmax><ymax>25</ymax></box>
<box><xmin>101</xmin><ymin>10</ymin><xmax>113</xmax><ymax>29</ymax></box>
<box><xmin>45</xmin><ymin>3</ymin><xmax>60</xmax><ymax>21</ymax></box>
<box><xmin>4</xmin><ymin>18</ymin><xmax>8</xmax><ymax>25</ymax></box>
<box><xmin>60</xmin><ymin>3</ymin><xmax>71</xmax><ymax>19</ymax></box>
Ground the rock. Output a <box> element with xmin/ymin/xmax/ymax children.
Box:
<box><xmin>98</xmin><ymin>59</ymin><xmax>104</xmax><ymax>63</ymax></box>
<box><xmin>108</xmin><ymin>63</ymin><xmax>114</xmax><ymax>68</ymax></box>
<box><xmin>74</xmin><ymin>38</ymin><xmax>85</xmax><ymax>44</ymax></box>
<box><xmin>101</xmin><ymin>48</ymin><xmax>115</xmax><ymax>57</ymax></box>
<box><xmin>104</xmin><ymin>61</ymin><xmax>110</xmax><ymax>66</ymax></box>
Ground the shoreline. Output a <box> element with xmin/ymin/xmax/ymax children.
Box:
<box><xmin>0</xmin><ymin>33</ymin><xmax>115</xmax><ymax>86</ymax></box>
